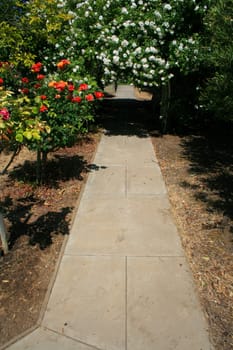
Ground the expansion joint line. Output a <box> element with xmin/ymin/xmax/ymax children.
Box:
<box><xmin>125</xmin><ymin>256</ymin><xmax>128</xmax><ymax>350</ymax></box>
<box><xmin>125</xmin><ymin>161</ymin><xmax>128</xmax><ymax>198</ymax></box>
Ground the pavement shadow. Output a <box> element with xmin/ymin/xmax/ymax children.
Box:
<box><xmin>0</xmin><ymin>195</ymin><xmax>72</xmax><ymax>250</ymax></box>
<box><xmin>9</xmin><ymin>154</ymin><xmax>95</xmax><ymax>187</ymax></box>
<box><xmin>180</xmin><ymin>134</ymin><xmax>233</xmax><ymax>228</ymax></box>
<box><xmin>98</xmin><ymin>98</ymin><xmax>158</xmax><ymax>137</ymax></box>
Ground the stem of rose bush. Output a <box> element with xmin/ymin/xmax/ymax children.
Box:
<box><xmin>36</xmin><ymin>148</ymin><xmax>47</xmax><ymax>185</ymax></box>
<box><xmin>36</xmin><ymin>148</ymin><xmax>42</xmax><ymax>185</ymax></box>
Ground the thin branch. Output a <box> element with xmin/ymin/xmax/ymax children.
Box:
<box><xmin>0</xmin><ymin>146</ymin><xmax>21</xmax><ymax>175</ymax></box>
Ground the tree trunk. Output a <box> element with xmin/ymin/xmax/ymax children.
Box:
<box><xmin>36</xmin><ymin>149</ymin><xmax>42</xmax><ymax>185</ymax></box>
<box><xmin>150</xmin><ymin>88</ymin><xmax>160</xmax><ymax>128</ymax></box>
<box><xmin>160</xmin><ymin>81</ymin><xmax>171</xmax><ymax>134</ymax></box>
<box><xmin>41</xmin><ymin>151</ymin><xmax>47</xmax><ymax>184</ymax></box>
<box><xmin>36</xmin><ymin>149</ymin><xmax>47</xmax><ymax>185</ymax></box>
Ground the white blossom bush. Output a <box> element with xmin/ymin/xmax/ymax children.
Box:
<box><xmin>58</xmin><ymin>0</ymin><xmax>211</xmax><ymax>88</ymax></box>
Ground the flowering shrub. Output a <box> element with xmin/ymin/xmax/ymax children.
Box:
<box><xmin>1</xmin><ymin>0</ymin><xmax>213</xmax><ymax>140</ymax></box>
<box><xmin>0</xmin><ymin>0</ymin><xmax>72</xmax><ymax>67</ymax></box>
<box><xmin>0</xmin><ymin>78</ymin><xmax>45</xmax><ymax>150</ymax></box>
<box><xmin>57</xmin><ymin>0</ymin><xmax>211</xmax><ymax>88</ymax></box>
<box><xmin>0</xmin><ymin>58</ymin><xmax>103</xmax><ymax>182</ymax></box>
<box><xmin>1</xmin><ymin>59</ymin><xmax>103</xmax><ymax>144</ymax></box>
<box><xmin>4</xmin><ymin>0</ymin><xmax>210</xmax><ymax>91</ymax></box>
<box><xmin>0</xmin><ymin>93</ymin><xmax>13</xmax><ymax>145</ymax></box>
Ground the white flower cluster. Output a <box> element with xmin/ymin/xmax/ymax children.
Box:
<box><xmin>51</xmin><ymin>0</ymin><xmax>210</xmax><ymax>87</ymax></box>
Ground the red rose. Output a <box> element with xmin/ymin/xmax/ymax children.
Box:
<box><xmin>78</xmin><ymin>83</ymin><xmax>88</xmax><ymax>91</ymax></box>
<box><xmin>68</xmin><ymin>84</ymin><xmax>75</xmax><ymax>91</ymax></box>
<box><xmin>40</xmin><ymin>105</ymin><xmax>48</xmax><ymax>112</ymax></box>
<box><xmin>31</xmin><ymin>62</ymin><xmax>43</xmax><ymax>73</ymax></box>
<box><xmin>85</xmin><ymin>94</ymin><xmax>94</xmax><ymax>101</ymax></box>
<box><xmin>0</xmin><ymin>78</ymin><xmax>3</xmax><ymax>85</ymax></box>
<box><xmin>31</xmin><ymin>62</ymin><xmax>42</xmax><ymax>72</ymax></box>
<box><xmin>34</xmin><ymin>83</ymin><xmax>41</xmax><ymax>89</ymax></box>
<box><xmin>72</xmin><ymin>96</ymin><xmax>82</xmax><ymax>103</ymax></box>
<box><xmin>40</xmin><ymin>95</ymin><xmax>47</xmax><ymax>100</ymax></box>
<box><xmin>21</xmin><ymin>88</ymin><xmax>29</xmax><ymax>94</ymax></box>
<box><xmin>94</xmin><ymin>91</ymin><xmax>104</xmax><ymax>99</ymax></box>
<box><xmin>21</xmin><ymin>77</ymin><xmax>29</xmax><ymax>84</ymax></box>
<box><xmin>53</xmin><ymin>80</ymin><xmax>67</xmax><ymax>92</ymax></box>
<box><xmin>37</xmin><ymin>74</ymin><xmax>45</xmax><ymax>80</ymax></box>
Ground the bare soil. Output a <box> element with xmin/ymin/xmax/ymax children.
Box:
<box><xmin>152</xmin><ymin>133</ymin><xmax>233</xmax><ymax>350</ymax></box>
<box><xmin>0</xmin><ymin>132</ymin><xmax>100</xmax><ymax>347</ymax></box>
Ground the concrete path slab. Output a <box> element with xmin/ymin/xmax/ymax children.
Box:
<box><xmin>113</xmin><ymin>84</ymin><xmax>135</xmax><ymax>99</ymax></box>
<box><xmin>127</xmin><ymin>166</ymin><xmax>167</xmax><ymax>195</ymax></box>
<box><xmin>42</xmin><ymin>256</ymin><xmax>125</xmax><ymax>350</ymax></box>
<box><xmin>65</xmin><ymin>197</ymin><xmax>183</xmax><ymax>257</ymax></box>
<box><xmin>6</xmin><ymin>328</ymin><xmax>92</xmax><ymax>350</ymax></box>
<box><xmin>83</xmin><ymin>165</ymin><xmax>126</xmax><ymax>198</ymax></box>
<box><xmin>127</xmin><ymin>257</ymin><xmax>211</xmax><ymax>350</ymax></box>
<box><xmin>94</xmin><ymin>135</ymin><xmax>157</xmax><ymax>166</ymax></box>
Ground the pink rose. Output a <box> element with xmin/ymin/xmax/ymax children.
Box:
<box><xmin>0</xmin><ymin>108</ymin><xmax>10</xmax><ymax>120</ymax></box>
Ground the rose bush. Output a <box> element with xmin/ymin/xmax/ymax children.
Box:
<box><xmin>0</xmin><ymin>58</ymin><xmax>103</xmax><ymax>182</ymax></box>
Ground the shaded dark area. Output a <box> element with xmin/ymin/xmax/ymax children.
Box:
<box><xmin>97</xmin><ymin>98</ymin><xmax>159</xmax><ymax>137</ymax></box>
<box><xmin>98</xmin><ymin>75</ymin><xmax>230</xmax><ymax>137</ymax></box>
<box><xmin>99</xmin><ymin>77</ymin><xmax>231</xmax><ymax>137</ymax></box>
<box><xmin>0</xmin><ymin>136</ymin><xmax>101</xmax><ymax>252</ymax></box>
<box><xmin>180</xmin><ymin>133</ymin><xmax>233</xmax><ymax>229</ymax></box>
<box><xmin>8</xmin><ymin>151</ymin><xmax>103</xmax><ymax>188</ymax></box>
<box><xmin>167</xmin><ymin>72</ymin><xmax>202</xmax><ymax>133</ymax></box>
<box><xmin>0</xmin><ymin>159</ymin><xmax>105</xmax><ymax>250</ymax></box>
<box><xmin>0</xmin><ymin>195</ymin><xmax>72</xmax><ymax>250</ymax></box>
<box><xmin>167</xmin><ymin>71</ymin><xmax>233</xmax><ymax>136</ymax></box>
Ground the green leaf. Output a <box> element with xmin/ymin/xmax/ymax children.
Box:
<box><xmin>21</xmin><ymin>111</ymin><xmax>31</xmax><ymax>116</ymax></box>
<box><xmin>32</xmin><ymin>107</ymin><xmax>39</xmax><ymax>114</ymax></box>
<box><xmin>32</xmin><ymin>131</ymin><xmax>41</xmax><ymax>140</ymax></box>
<box><xmin>45</xmin><ymin>125</ymin><xmax>51</xmax><ymax>133</ymax></box>
<box><xmin>23</xmin><ymin>130</ymin><xmax>32</xmax><ymax>140</ymax></box>
<box><xmin>15</xmin><ymin>133</ymin><xmax>24</xmax><ymax>143</ymax></box>
<box><xmin>35</xmin><ymin>96</ymin><xmax>41</xmax><ymax>104</ymax></box>
<box><xmin>0</xmin><ymin>121</ymin><xmax>6</xmax><ymax>129</ymax></box>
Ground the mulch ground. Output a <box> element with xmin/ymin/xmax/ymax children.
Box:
<box><xmin>0</xmin><ymin>132</ymin><xmax>100</xmax><ymax>347</ymax></box>
<box><xmin>152</xmin><ymin>132</ymin><xmax>233</xmax><ymax>350</ymax></box>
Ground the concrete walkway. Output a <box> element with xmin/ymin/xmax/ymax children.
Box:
<box><xmin>6</xmin><ymin>86</ymin><xmax>212</xmax><ymax>350</ymax></box>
